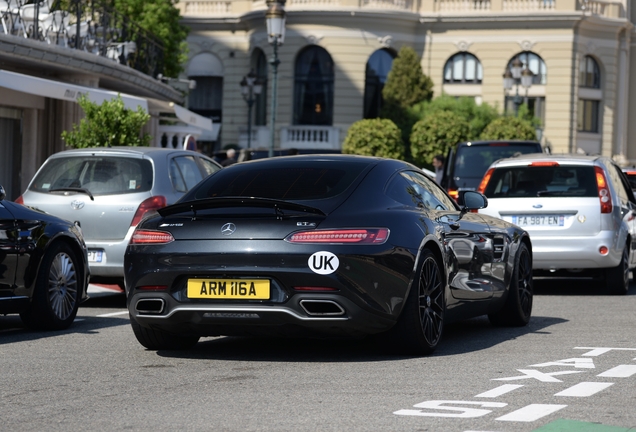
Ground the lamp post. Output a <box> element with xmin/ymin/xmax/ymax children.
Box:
<box><xmin>503</xmin><ymin>57</ymin><xmax>535</xmax><ymax>117</ymax></box>
<box><xmin>240</xmin><ymin>69</ymin><xmax>263</xmax><ymax>149</ymax></box>
<box><xmin>265</xmin><ymin>0</ymin><xmax>286</xmax><ymax>158</ymax></box>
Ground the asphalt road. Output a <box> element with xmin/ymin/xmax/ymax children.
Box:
<box><xmin>1</xmin><ymin>279</ymin><xmax>635</xmax><ymax>432</ymax></box>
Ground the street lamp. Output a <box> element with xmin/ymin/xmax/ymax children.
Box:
<box><xmin>240</xmin><ymin>69</ymin><xmax>263</xmax><ymax>149</ymax></box>
<box><xmin>265</xmin><ymin>0</ymin><xmax>286</xmax><ymax>158</ymax></box>
<box><xmin>503</xmin><ymin>57</ymin><xmax>533</xmax><ymax>116</ymax></box>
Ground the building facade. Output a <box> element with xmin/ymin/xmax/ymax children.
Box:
<box><xmin>179</xmin><ymin>0</ymin><xmax>634</xmax><ymax>161</ymax></box>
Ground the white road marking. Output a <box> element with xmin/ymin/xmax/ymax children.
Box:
<box><xmin>493</xmin><ymin>369</ymin><xmax>582</xmax><ymax>382</ymax></box>
<box><xmin>597</xmin><ymin>365</ymin><xmax>636</xmax><ymax>378</ymax></box>
<box><xmin>495</xmin><ymin>404</ymin><xmax>567</xmax><ymax>422</ymax></box>
<box><xmin>575</xmin><ymin>347</ymin><xmax>636</xmax><ymax>356</ymax></box>
<box><xmin>475</xmin><ymin>385</ymin><xmax>524</xmax><ymax>398</ymax></box>
<box><xmin>394</xmin><ymin>401</ymin><xmax>507</xmax><ymax>418</ymax></box>
<box><xmin>554</xmin><ymin>382</ymin><xmax>614</xmax><ymax>397</ymax></box>
<box><xmin>97</xmin><ymin>311</ymin><xmax>129</xmax><ymax>317</ymax></box>
<box><xmin>530</xmin><ymin>358</ymin><xmax>594</xmax><ymax>368</ymax></box>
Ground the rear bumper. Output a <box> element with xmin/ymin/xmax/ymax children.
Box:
<box><xmin>128</xmin><ymin>291</ymin><xmax>397</xmax><ymax>338</ymax></box>
<box><xmin>531</xmin><ymin>230</ymin><xmax>624</xmax><ymax>270</ymax></box>
<box><xmin>84</xmin><ymin>226</ymin><xmax>135</xmax><ymax>279</ymax></box>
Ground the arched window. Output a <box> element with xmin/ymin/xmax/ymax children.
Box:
<box><xmin>187</xmin><ymin>52</ymin><xmax>223</xmax><ymax>143</ymax></box>
<box><xmin>506</xmin><ymin>51</ymin><xmax>547</xmax><ymax>85</ymax></box>
<box><xmin>293</xmin><ymin>46</ymin><xmax>334</xmax><ymax>125</ymax></box>
<box><xmin>251</xmin><ymin>49</ymin><xmax>268</xmax><ymax>126</ymax></box>
<box><xmin>579</xmin><ymin>55</ymin><xmax>600</xmax><ymax>89</ymax></box>
<box><xmin>443</xmin><ymin>52</ymin><xmax>482</xmax><ymax>84</ymax></box>
<box><xmin>364</xmin><ymin>48</ymin><xmax>396</xmax><ymax>119</ymax></box>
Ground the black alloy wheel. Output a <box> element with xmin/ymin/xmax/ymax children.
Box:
<box><xmin>489</xmin><ymin>242</ymin><xmax>533</xmax><ymax>327</ymax></box>
<box><xmin>391</xmin><ymin>249</ymin><xmax>445</xmax><ymax>355</ymax></box>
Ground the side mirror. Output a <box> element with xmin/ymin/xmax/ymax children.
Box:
<box><xmin>462</xmin><ymin>191</ymin><xmax>488</xmax><ymax>211</ymax></box>
<box><xmin>0</xmin><ymin>185</ymin><xmax>5</xmax><ymax>201</ymax></box>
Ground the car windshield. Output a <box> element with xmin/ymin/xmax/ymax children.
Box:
<box><xmin>30</xmin><ymin>156</ymin><xmax>153</xmax><ymax>195</ymax></box>
<box><xmin>483</xmin><ymin>165</ymin><xmax>597</xmax><ymax>198</ymax></box>
<box><xmin>192</xmin><ymin>161</ymin><xmax>369</xmax><ymax>201</ymax></box>
<box><xmin>455</xmin><ymin>144</ymin><xmax>541</xmax><ymax>178</ymax></box>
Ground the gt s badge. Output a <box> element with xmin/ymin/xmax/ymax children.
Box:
<box><xmin>308</xmin><ymin>251</ymin><xmax>339</xmax><ymax>275</ymax></box>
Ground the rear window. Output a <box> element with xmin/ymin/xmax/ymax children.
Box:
<box><xmin>483</xmin><ymin>165</ymin><xmax>597</xmax><ymax>198</ymax></box>
<box><xmin>454</xmin><ymin>143</ymin><xmax>541</xmax><ymax>178</ymax></box>
<box><xmin>192</xmin><ymin>161</ymin><xmax>368</xmax><ymax>201</ymax></box>
<box><xmin>30</xmin><ymin>156</ymin><xmax>153</xmax><ymax>195</ymax></box>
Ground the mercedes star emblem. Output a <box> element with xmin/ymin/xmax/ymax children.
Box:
<box><xmin>221</xmin><ymin>223</ymin><xmax>236</xmax><ymax>235</ymax></box>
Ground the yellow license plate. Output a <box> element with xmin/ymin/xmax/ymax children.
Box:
<box><xmin>187</xmin><ymin>279</ymin><xmax>270</xmax><ymax>299</ymax></box>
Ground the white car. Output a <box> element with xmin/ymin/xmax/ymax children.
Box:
<box><xmin>476</xmin><ymin>153</ymin><xmax>636</xmax><ymax>294</ymax></box>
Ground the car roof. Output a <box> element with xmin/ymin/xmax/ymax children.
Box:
<box><xmin>46</xmin><ymin>146</ymin><xmax>208</xmax><ymax>158</ymax></box>
<box><xmin>487</xmin><ymin>153</ymin><xmax>607</xmax><ymax>168</ymax></box>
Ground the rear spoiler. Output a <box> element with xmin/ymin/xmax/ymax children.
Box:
<box><xmin>158</xmin><ymin>196</ymin><xmax>326</xmax><ymax>218</ymax></box>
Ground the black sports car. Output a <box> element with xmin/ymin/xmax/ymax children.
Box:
<box><xmin>124</xmin><ymin>155</ymin><xmax>533</xmax><ymax>354</ymax></box>
<box><xmin>0</xmin><ymin>185</ymin><xmax>89</xmax><ymax>330</ymax></box>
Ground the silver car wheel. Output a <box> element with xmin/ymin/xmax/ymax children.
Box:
<box><xmin>48</xmin><ymin>252</ymin><xmax>78</xmax><ymax>320</ymax></box>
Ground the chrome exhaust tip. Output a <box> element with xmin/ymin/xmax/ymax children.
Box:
<box><xmin>135</xmin><ymin>298</ymin><xmax>165</xmax><ymax>314</ymax></box>
<box><xmin>299</xmin><ymin>300</ymin><xmax>345</xmax><ymax>316</ymax></box>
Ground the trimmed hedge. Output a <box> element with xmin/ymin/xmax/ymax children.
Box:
<box><xmin>342</xmin><ymin>118</ymin><xmax>405</xmax><ymax>160</ymax></box>
<box><xmin>480</xmin><ymin>116</ymin><xmax>537</xmax><ymax>141</ymax></box>
<box><xmin>410</xmin><ymin>111</ymin><xmax>469</xmax><ymax>167</ymax></box>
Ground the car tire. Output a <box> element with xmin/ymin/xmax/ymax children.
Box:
<box><xmin>129</xmin><ymin>313</ymin><xmax>200</xmax><ymax>350</ymax></box>
<box><xmin>20</xmin><ymin>242</ymin><xmax>82</xmax><ymax>330</ymax></box>
<box><xmin>605</xmin><ymin>245</ymin><xmax>629</xmax><ymax>295</ymax></box>
<box><xmin>488</xmin><ymin>242</ymin><xmax>533</xmax><ymax>327</ymax></box>
<box><xmin>390</xmin><ymin>249</ymin><xmax>445</xmax><ymax>356</ymax></box>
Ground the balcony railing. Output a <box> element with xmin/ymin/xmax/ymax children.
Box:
<box><xmin>178</xmin><ymin>0</ymin><xmax>628</xmax><ymax>17</ymax></box>
<box><xmin>0</xmin><ymin>0</ymin><xmax>164</xmax><ymax>77</ymax></box>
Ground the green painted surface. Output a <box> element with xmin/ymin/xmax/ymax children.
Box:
<box><xmin>533</xmin><ymin>419</ymin><xmax>635</xmax><ymax>432</ymax></box>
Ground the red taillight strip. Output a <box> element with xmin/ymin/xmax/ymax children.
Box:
<box><xmin>14</xmin><ymin>195</ymin><xmax>24</xmax><ymax>204</ymax></box>
<box><xmin>594</xmin><ymin>166</ymin><xmax>612</xmax><ymax>214</ymax></box>
<box><xmin>529</xmin><ymin>161</ymin><xmax>559</xmax><ymax>167</ymax></box>
<box><xmin>477</xmin><ymin>168</ymin><xmax>495</xmax><ymax>194</ymax></box>
<box><xmin>286</xmin><ymin>228</ymin><xmax>389</xmax><ymax>244</ymax></box>
<box><xmin>130</xmin><ymin>229</ymin><xmax>174</xmax><ymax>244</ymax></box>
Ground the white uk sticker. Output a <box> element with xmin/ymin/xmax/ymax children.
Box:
<box><xmin>308</xmin><ymin>251</ymin><xmax>339</xmax><ymax>274</ymax></box>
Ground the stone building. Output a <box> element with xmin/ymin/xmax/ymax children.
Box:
<box><xmin>179</xmin><ymin>0</ymin><xmax>634</xmax><ymax>161</ymax></box>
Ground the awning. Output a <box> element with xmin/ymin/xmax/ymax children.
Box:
<box><xmin>0</xmin><ymin>69</ymin><xmax>215</xmax><ymax>138</ymax></box>
<box><xmin>0</xmin><ymin>69</ymin><xmax>148</xmax><ymax>111</ymax></box>
<box><xmin>147</xmin><ymin>98</ymin><xmax>213</xmax><ymax>132</ymax></box>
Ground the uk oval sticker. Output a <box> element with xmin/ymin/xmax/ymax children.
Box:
<box><xmin>308</xmin><ymin>251</ymin><xmax>339</xmax><ymax>275</ymax></box>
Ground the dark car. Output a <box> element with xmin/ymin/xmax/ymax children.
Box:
<box><xmin>124</xmin><ymin>155</ymin><xmax>533</xmax><ymax>355</ymax></box>
<box><xmin>443</xmin><ymin>140</ymin><xmax>543</xmax><ymax>201</ymax></box>
<box><xmin>0</xmin><ymin>185</ymin><xmax>89</xmax><ymax>330</ymax></box>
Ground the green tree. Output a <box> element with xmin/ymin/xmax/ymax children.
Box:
<box><xmin>342</xmin><ymin>118</ymin><xmax>405</xmax><ymax>160</ymax></box>
<box><xmin>61</xmin><ymin>95</ymin><xmax>151</xmax><ymax>148</ymax></box>
<box><xmin>411</xmin><ymin>94</ymin><xmax>499</xmax><ymax>140</ymax></box>
<box><xmin>379</xmin><ymin>46</ymin><xmax>434</xmax><ymax>155</ymax></box>
<box><xmin>410</xmin><ymin>111</ymin><xmax>470</xmax><ymax>167</ymax></box>
<box><xmin>113</xmin><ymin>0</ymin><xmax>189</xmax><ymax>77</ymax></box>
<box><xmin>479</xmin><ymin>116</ymin><xmax>537</xmax><ymax>141</ymax></box>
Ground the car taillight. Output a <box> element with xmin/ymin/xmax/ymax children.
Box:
<box><xmin>594</xmin><ymin>166</ymin><xmax>612</xmax><ymax>214</ymax></box>
<box><xmin>477</xmin><ymin>168</ymin><xmax>495</xmax><ymax>194</ymax></box>
<box><xmin>448</xmin><ymin>189</ymin><xmax>459</xmax><ymax>201</ymax></box>
<box><xmin>285</xmin><ymin>229</ymin><xmax>389</xmax><ymax>244</ymax></box>
<box><xmin>14</xmin><ymin>195</ymin><xmax>23</xmax><ymax>204</ymax></box>
<box><xmin>131</xmin><ymin>196</ymin><xmax>167</xmax><ymax>227</ymax></box>
<box><xmin>130</xmin><ymin>229</ymin><xmax>174</xmax><ymax>244</ymax></box>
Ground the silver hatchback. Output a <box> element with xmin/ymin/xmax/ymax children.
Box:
<box><xmin>17</xmin><ymin>147</ymin><xmax>222</xmax><ymax>286</ymax></box>
<box><xmin>477</xmin><ymin>153</ymin><xmax>636</xmax><ymax>294</ymax></box>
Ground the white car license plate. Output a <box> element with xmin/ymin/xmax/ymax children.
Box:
<box><xmin>511</xmin><ymin>215</ymin><xmax>564</xmax><ymax>227</ymax></box>
<box><xmin>88</xmin><ymin>250</ymin><xmax>104</xmax><ymax>263</ymax></box>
